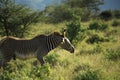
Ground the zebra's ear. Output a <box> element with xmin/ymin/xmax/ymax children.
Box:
<box><xmin>62</xmin><ymin>29</ymin><xmax>66</xmax><ymax>37</ymax></box>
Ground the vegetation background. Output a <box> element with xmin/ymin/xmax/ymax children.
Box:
<box><xmin>0</xmin><ymin>0</ymin><xmax>120</xmax><ymax>80</ymax></box>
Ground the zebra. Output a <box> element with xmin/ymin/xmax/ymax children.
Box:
<box><xmin>0</xmin><ymin>30</ymin><xmax>74</xmax><ymax>67</ymax></box>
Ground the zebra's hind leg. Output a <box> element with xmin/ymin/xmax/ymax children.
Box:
<box><xmin>0</xmin><ymin>59</ymin><xmax>7</xmax><ymax>68</ymax></box>
<box><xmin>13</xmin><ymin>54</ymin><xmax>16</xmax><ymax>60</ymax></box>
<box><xmin>0</xmin><ymin>60</ymin><xmax>4</xmax><ymax>68</ymax></box>
<box><xmin>2</xmin><ymin>55</ymin><xmax>13</xmax><ymax>68</ymax></box>
<box><xmin>39</xmin><ymin>58</ymin><xmax>46</xmax><ymax>66</ymax></box>
<box><xmin>33</xmin><ymin>58</ymin><xmax>45</xmax><ymax>66</ymax></box>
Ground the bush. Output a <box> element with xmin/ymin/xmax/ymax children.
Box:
<box><xmin>74</xmin><ymin>69</ymin><xmax>101</xmax><ymax>80</ymax></box>
<box><xmin>113</xmin><ymin>10</ymin><xmax>120</xmax><ymax>19</ymax></box>
<box><xmin>89</xmin><ymin>22</ymin><xmax>108</xmax><ymax>31</ymax></box>
<box><xmin>60</xmin><ymin>58</ymin><xmax>71</xmax><ymax>67</ymax></box>
<box><xmin>99</xmin><ymin>10</ymin><xmax>112</xmax><ymax>21</ymax></box>
<box><xmin>66</xmin><ymin>20</ymin><xmax>81</xmax><ymax>42</ymax></box>
<box><xmin>79</xmin><ymin>44</ymin><xmax>105</xmax><ymax>55</ymax></box>
<box><xmin>0</xmin><ymin>61</ymin><xmax>32</xmax><ymax>80</ymax></box>
<box><xmin>86</xmin><ymin>34</ymin><xmax>109</xmax><ymax>44</ymax></box>
<box><xmin>112</xmin><ymin>20</ymin><xmax>120</xmax><ymax>27</ymax></box>
<box><xmin>30</xmin><ymin>64</ymin><xmax>52</xmax><ymax>80</ymax></box>
<box><xmin>74</xmin><ymin>64</ymin><xmax>91</xmax><ymax>73</ymax></box>
<box><xmin>104</xmin><ymin>48</ymin><xmax>120</xmax><ymax>61</ymax></box>
<box><xmin>0</xmin><ymin>60</ymin><xmax>52</xmax><ymax>80</ymax></box>
<box><xmin>92</xmin><ymin>44</ymin><xmax>105</xmax><ymax>53</ymax></box>
<box><xmin>45</xmin><ymin>53</ymin><xmax>61</xmax><ymax>66</ymax></box>
<box><xmin>66</xmin><ymin>19</ymin><xmax>86</xmax><ymax>44</ymax></box>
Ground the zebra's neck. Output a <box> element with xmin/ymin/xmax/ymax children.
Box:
<box><xmin>46</xmin><ymin>36</ymin><xmax>60</xmax><ymax>52</ymax></box>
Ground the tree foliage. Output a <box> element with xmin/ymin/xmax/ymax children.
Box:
<box><xmin>112</xmin><ymin>10</ymin><xmax>120</xmax><ymax>19</ymax></box>
<box><xmin>63</xmin><ymin>0</ymin><xmax>103</xmax><ymax>11</ymax></box>
<box><xmin>0</xmin><ymin>0</ymin><xmax>40</xmax><ymax>37</ymax></box>
<box><xmin>99</xmin><ymin>10</ymin><xmax>113</xmax><ymax>21</ymax></box>
<box><xmin>41</xmin><ymin>0</ymin><xmax>104</xmax><ymax>23</ymax></box>
<box><xmin>66</xmin><ymin>16</ymin><xmax>86</xmax><ymax>44</ymax></box>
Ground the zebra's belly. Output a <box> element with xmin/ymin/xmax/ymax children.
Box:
<box><xmin>0</xmin><ymin>50</ymin><xmax>4</xmax><ymax>66</ymax></box>
<box><xmin>0</xmin><ymin>51</ymin><xmax>3</xmax><ymax>59</ymax></box>
<box><xmin>15</xmin><ymin>52</ymin><xmax>37</xmax><ymax>60</ymax></box>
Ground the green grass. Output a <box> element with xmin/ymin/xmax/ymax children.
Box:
<box><xmin>0</xmin><ymin>19</ymin><xmax>120</xmax><ymax>80</ymax></box>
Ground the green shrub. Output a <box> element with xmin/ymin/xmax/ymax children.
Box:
<box><xmin>0</xmin><ymin>61</ymin><xmax>32</xmax><ymax>80</ymax></box>
<box><xmin>72</xmin><ymin>31</ymin><xmax>86</xmax><ymax>44</ymax></box>
<box><xmin>92</xmin><ymin>44</ymin><xmax>105</xmax><ymax>53</ymax></box>
<box><xmin>89</xmin><ymin>22</ymin><xmax>108</xmax><ymax>31</ymax></box>
<box><xmin>74</xmin><ymin>69</ymin><xmax>101</xmax><ymax>80</ymax></box>
<box><xmin>79</xmin><ymin>44</ymin><xmax>105</xmax><ymax>55</ymax></box>
<box><xmin>45</xmin><ymin>53</ymin><xmax>61</xmax><ymax>66</ymax></box>
<box><xmin>106</xmin><ymin>30</ymin><xmax>118</xmax><ymax>36</ymax></box>
<box><xmin>74</xmin><ymin>64</ymin><xmax>91</xmax><ymax>73</ymax></box>
<box><xmin>89</xmin><ymin>22</ymin><xmax>101</xmax><ymax>30</ymax></box>
<box><xmin>86</xmin><ymin>34</ymin><xmax>109</xmax><ymax>44</ymax></box>
<box><xmin>99</xmin><ymin>10</ymin><xmax>112</xmax><ymax>21</ymax></box>
<box><xmin>101</xmin><ymin>23</ymin><xmax>108</xmax><ymax>30</ymax></box>
<box><xmin>60</xmin><ymin>58</ymin><xmax>71</xmax><ymax>67</ymax></box>
<box><xmin>66</xmin><ymin>19</ymin><xmax>86</xmax><ymax>44</ymax></box>
<box><xmin>0</xmin><ymin>61</ymin><xmax>52</xmax><ymax>80</ymax></box>
<box><xmin>112</xmin><ymin>20</ymin><xmax>120</xmax><ymax>27</ymax></box>
<box><xmin>66</xmin><ymin>20</ymin><xmax>81</xmax><ymax>42</ymax></box>
<box><xmin>30</xmin><ymin>64</ymin><xmax>51</xmax><ymax>80</ymax></box>
<box><xmin>104</xmin><ymin>48</ymin><xmax>120</xmax><ymax>61</ymax></box>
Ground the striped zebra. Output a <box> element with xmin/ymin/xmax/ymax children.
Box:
<box><xmin>0</xmin><ymin>30</ymin><xmax>74</xmax><ymax>67</ymax></box>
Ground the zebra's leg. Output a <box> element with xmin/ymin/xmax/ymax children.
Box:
<box><xmin>2</xmin><ymin>55</ymin><xmax>13</xmax><ymax>67</ymax></box>
<box><xmin>33</xmin><ymin>58</ymin><xmax>45</xmax><ymax>66</ymax></box>
<box><xmin>0</xmin><ymin>60</ymin><xmax>3</xmax><ymax>68</ymax></box>
<box><xmin>13</xmin><ymin>54</ymin><xmax>16</xmax><ymax>60</ymax></box>
<box><xmin>0</xmin><ymin>59</ymin><xmax>8</xmax><ymax>67</ymax></box>
<box><xmin>39</xmin><ymin>58</ymin><xmax>46</xmax><ymax>65</ymax></box>
<box><xmin>36</xmin><ymin>56</ymin><xmax>46</xmax><ymax>66</ymax></box>
<box><xmin>37</xmin><ymin>53</ymin><xmax>46</xmax><ymax>65</ymax></box>
<box><xmin>36</xmin><ymin>50</ymin><xmax>47</xmax><ymax>66</ymax></box>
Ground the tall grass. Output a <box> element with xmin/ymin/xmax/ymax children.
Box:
<box><xmin>0</xmin><ymin>19</ymin><xmax>120</xmax><ymax>80</ymax></box>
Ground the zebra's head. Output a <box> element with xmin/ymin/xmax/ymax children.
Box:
<box><xmin>61</xmin><ymin>37</ymin><xmax>74</xmax><ymax>53</ymax></box>
<box><xmin>60</xmin><ymin>29</ymin><xmax>74</xmax><ymax>53</ymax></box>
<box><xmin>50</xmin><ymin>30</ymin><xmax>74</xmax><ymax>53</ymax></box>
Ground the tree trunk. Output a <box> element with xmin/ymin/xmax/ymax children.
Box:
<box><xmin>4</xmin><ymin>26</ymin><xmax>9</xmax><ymax>36</ymax></box>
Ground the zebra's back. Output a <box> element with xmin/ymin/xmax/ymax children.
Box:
<box><xmin>0</xmin><ymin>36</ymin><xmax>47</xmax><ymax>60</ymax></box>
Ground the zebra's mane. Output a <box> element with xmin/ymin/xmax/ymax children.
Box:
<box><xmin>1</xmin><ymin>36</ymin><xmax>25</xmax><ymax>40</ymax></box>
<box><xmin>34</xmin><ymin>34</ymin><xmax>47</xmax><ymax>39</ymax></box>
<box><xmin>34</xmin><ymin>32</ymin><xmax>63</xmax><ymax>38</ymax></box>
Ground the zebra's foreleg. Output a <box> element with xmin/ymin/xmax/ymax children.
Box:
<box><xmin>39</xmin><ymin>58</ymin><xmax>46</xmax><ymax>65</ymax></box>
<box><xmin>33</xmin><ymin>58</ymin><xmax>45</xmax><ymax>66</ymax></box>
<box><xmin>36</xmin><ymin>50</ymin><xmax>47</xmax><ymax>66</ymax></box>
<box><xmin>37</xmin><ymin>57</ymin><xmax>46</xmax><ymax>66</ymax></box>
<box><xmin>2</xmin><ymin>54</ymin><xmax>13</xmax><ymax>67</ymax></box>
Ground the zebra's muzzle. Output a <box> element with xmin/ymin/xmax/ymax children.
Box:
<box><xmin>70</xmin><ymin>47</ymin><xmax>74</xmax><ymax>53</ymax></box>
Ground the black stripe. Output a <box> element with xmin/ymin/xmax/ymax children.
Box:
<box><xmin>49</xmin><ymin>36</ymin><xmax>52</xmax><ymax>50</ymax></box>
<box><xmin>50</xmin><ymin>37</ymin><xmax>55</xmax><ymax>50</ymax></box>
<box><xmin>53</xmin><ymin>37</ymin><xmax>58</xmax><ymax>48</ymax></box>
<box><xmin>47</xmin><ymin>36</ymin><xmax>51</xmax><ymax>51</ymax></box>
